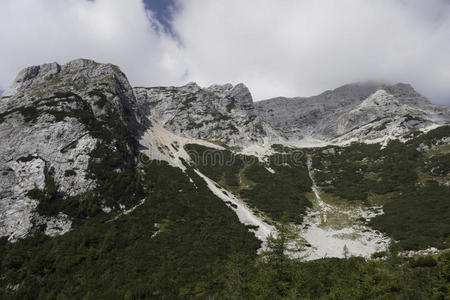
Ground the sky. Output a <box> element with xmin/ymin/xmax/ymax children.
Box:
<box><xmin>0</xmin><ymin>0</ymin><xmax>449</xmax><ymax>104</ymax></box>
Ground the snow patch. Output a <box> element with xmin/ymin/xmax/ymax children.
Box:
<box><xmin>299</xmin><ymin>156</ymin><xmax>390</xmax><ymax>260</ymax></box>
<box><xmin>239</xmin><ymin>138</ymin><xmax>275</xmax><ymax>160</ymax></box>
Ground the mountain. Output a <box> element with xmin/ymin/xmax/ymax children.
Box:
<box><xmin>255</xmin><ymin>82</ymin><xmax>450</xmax><ymax>144</ymax></box>
<box><xmin>0</xmin><ymin>59</ymin><xmax>142</xmax><ymax>241</ymax></box>
<box><xmin>133</xmin><ymin>82</ymin><xmax>280</xmax><ymax>145</ymax></box>
<box><xmin>0</xmin><ymin>59</ymin><xmax>449</xmax><ymax>299</ymax></box>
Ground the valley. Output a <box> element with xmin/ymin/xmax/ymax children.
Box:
<box><xmin>0</xmin><ymin>59</ymin><xmax>449</xmax><ymax>299</ymax></box>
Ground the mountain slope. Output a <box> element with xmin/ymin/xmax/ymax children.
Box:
<box><xmin>0</xmin><ymin>59</ymin><xmax>449</xmax><ymax>299</ymax></box>
<box><xmin>255</xmin><ymin>82</ymin><xmax>450</xmax><ymax>143</ymax></box>
<box><xmin>134</xmin><ymin>82</ymin><xmax>281</xmax><ymax>147</ymax></box>
<box><xmin>0</xmin><ymin>59</ymin><xmax>142</xmax><ymax>241</ymax></box>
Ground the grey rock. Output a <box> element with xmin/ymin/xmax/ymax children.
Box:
<box><xmin>1</xmin><ymin>57</ymin><xmax>449</xmax><ymax>243</ymax></box>
<box><xmin>134</xmin><ymin>82</ymin><xmax>281</xmax><ymax>146</ymax></box>
<box><xmin>255</xmin><ymin>82</ymin><xmax>450</xmax><ymax>141</ymax></box>
<box><xmin>0</xmin><ymin>58</ymin><xmax>139</xmax><ymax>241</ymax></box>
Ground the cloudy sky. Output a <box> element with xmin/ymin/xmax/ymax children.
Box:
<box><xmin>0</xmin><ymin>0</ymin><xmax>449</xmax><ymax>104</ymax></box>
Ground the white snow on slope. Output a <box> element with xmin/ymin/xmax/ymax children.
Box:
<box><xmin>139</xmin><ymin>123</ymin><xmax>276</xmax><ymax>247</ymax></box>
<box><xmin>239</xmin><ymin>138</ymin><xmax>275</xmax><ymax>161</ymax></box>
<box><xmin>299</xmin><ymin>156</ymin><xmax>390</xmax><ymax>260</ymax></box>
<box><xmin>194</xmin><ymin>170</ymin><xmax>275</xmax><ymax>245</ymax></box>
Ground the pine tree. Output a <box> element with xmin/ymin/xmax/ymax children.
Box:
<box><xmin>252</xmin><ymin>215</ymin><xmax>305</xmax><ymax>298</ymax></box>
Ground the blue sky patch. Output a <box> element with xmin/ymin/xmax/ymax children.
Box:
<box><xmin>143</xmin><ymin>0</ymin><xmax>177</xmax><ymax>34</ymax></box>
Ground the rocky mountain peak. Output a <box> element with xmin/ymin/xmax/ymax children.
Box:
<box><xmin>0</xmin><ymin>59</ymin><xmax>141</xmax><ymax>241</ymax></box>
<box><xmin>0</xmin><ymin>58</ymin><xmax>449</xmax><ymax>245</ymax></box>
<box><xmin>255</xmin><ymin>82</ymin><xmax>449</xmax><ymax>141</ymax></box>
<box><xmin>1</xmin><ymin>58</ymin><xmax>140</xmax><ymax>129</ymax></box>
<box><xmin>133</xmin><ymin>82</ymin><xmax>278</xmax><ymax>146</ymax></box>
<box><xmin>204</xmin><ymin>82</ymin><xmax>253</xmax><ymax>106</ymax></box>
<box><xmin>231</xmin><ymin>83</ymin><xmax>253</xmax><ymax>107</ymax></box>
<box><xmin>383</xmin><ymin>83</ymin><xmax>431</xmax><ymax>106</ymax></box>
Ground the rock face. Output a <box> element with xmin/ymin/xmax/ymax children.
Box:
<box><xmin>0</xmin><ymin>59</ymin><xmax>139</xmax><ymax>241</ymax></box>
<box><xmin>255</xmin><ymin>82</ymin><xmax>450</xmax><ymax>142</ymax></box>
<box><xmin>134</xmin><ymin>82</ymin><xmax>281</xmax><ymax>147</ymax></box>
<box><xmin>134</xmin><ymin>80</ymin><xmax>449</xmax><ymax>148</ymax></box>
<box><xmin>1</xmin><ymin>58</ymin><xmax>449</xmax><ymax>242</ymax></box>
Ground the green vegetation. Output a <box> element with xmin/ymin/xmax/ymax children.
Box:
<box><xmin>186</xmin><ymin>121</ymin><xmax>203</xmax><ymax>130</ymax></box>
<box><xmin>64</xmin><ymin>169</ymin><xmax>76</xmax><ymax>177</ymax></box>
<box><xmin>241</xmin><ymin>154</ymin><xmax>312</xmax><ymax>224</ymax></box>
<box><xmin>311</xmin><ymin>126</ymin><xmax>450</xmax><ymax>250</ymax></box>
<box><xmin>0</xmin><ymin>92</ymin><xmax>89</xmax><ymax>124</ymax></box>
<box><xmin>370</xmin><ymin>181</ymin><xmax>450</xmax><ymax>250</ymax></box>
<box><xmin>181</xmin><ymin>94</ymin><xmax>197</xmax><ymax>109</ymax></box>
<box><xmin>225</xmin><ymin>101</ymin><xmax>235</xmax><ymax>112</ymax></box>
<box><xmin>16</xmin><ymin>155</ymin><xmax>37</xmax><ymax>163</ymax></box>
<box><xmin>2</xmin><ymin>81</ymin><xmax>449</xmax><ymax>298</ymax></box>
<box><xmin>0</xmin><ymin>105</ymin><xmax>40</xmax><ymax>123</ymax></box>
<box><xmin>185</xmin><ymin>144</ymin><xmax>312</xmax><ymax>223</ymax></box>
<box><xmin>185</xmin><ymin>144</ymin><xmax>243</xmax><ymax>188</ymax></box>
<box><xmin>88</xmin><ymin>90</ymin><xmax>108</xmax><ymax>108</ymax></box>
<box><xmin>111</xmin><ymin>65</ymin><xmax>121</xmax><ymax>74</ymax></box>
<box><xmin>27</xmin><ymin>166</ymin><xmax>63</xmax><ymax>217</ymax></box>
<box><xmin>0</xmin><ymin>161</ymin><xmax>260</xmax><ymax>299</ymax></box>
<box><xmin>211</xmin><ymin>109</ymin><xmax>231</xmax><ymax>122</ymax></box>
<box><xmin>19</xmin><ymin>90</ymin><xmax>143</xmax><ymax>219</ymax></box>
<box><xmin>219</xmin><ymin>218</ymin><xmax>450</xmax><ymax>299</ymax></box>
<box><xmin>311</xmin><ymin>142</ymin><xmax>417</xmax><ymax>201</ymax></box>
<box><xmin>4</xmin><ymin>173</ymin><xmax>450</xmax><ymax>299</ymax></box>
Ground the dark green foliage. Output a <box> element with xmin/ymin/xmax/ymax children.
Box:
<box><xmin>27</xmin><ymin>167</ymin><xmax>63</xmax><ymax>217</ymax></box>
<box><xmin>241</xmin><ymin>155</ymin><xmax>312</xmax><ymax>223</ymax></box>
<box><xmin>311</xmin><ymin>142</ymin><xmax>419</xmax><ymax>201</ymax></box>
<box><xmin>211</xmin><ymin>109</ymin><xmax>230</xmax><ymax>121</ymax></box>
<box><xmin>409</xmin><ymin>125</ymin><xmax>450</xmax><ymax>148</ymax></box>
<box><xmin>312</xmin><ymin>131</ymin><xmax>442</xmax><ymax>198</ymax></box>
<box><xmin>181</xmin><ymin>94</ymin><xmax>197</xmax><ymax>108</ymax></box>
<box><xmin>64</xmin><ymin>169</ymin><xmax>76</xmax><ymax>177</ymax></box>
<box><xmin>17</xmin><ymin>106</ymin><xmax>40</xmax><ymax>122</ymax></box>
<box><xmin>226</xmin><ymin>101</ymin><xmax>235</xmax><ymax>112</ymax></box>
<box><xmin>369</xmin><ymin>181</ymin><xmax>450</xmax><ymax>250</ymax></box>
<box><xmin>1</xmin><ymin>91</ymin><xmax>91</xmax><ymax>124</ymax></box>
<box><xmin>53</xmin><ymin>91</ymin><xmax>81</xmax><ymax>99</ymax></box>
<box><xmin>425</xmin><ymin>153</ymin><xmax>450</xmax><ymax>176</ymax></box>
<box><xmin>88</xmin><ymin>90</ymin><xmax>108</xmax><ymax>108</ymax></box>
<box><xmin>2</xmin><ymin>83</ymin><xmax>449</xmax><ymax>299</ymax></box>
<box><xmin>433</xmin><ymin>251</ymin><xmax>450</xmax><ymax>298</ymax></box>
<box><xmin>82</xmin><ymin>110</ymin><xmax>143</xmax><ymax>213</ymax></box>
<box><xmin>0</xmin><ymin>161</ymin><xmax>260</xmax><ymax>299</ymax></box>
<box><xmin>186</xmin><ymin>122</ymin><xmax>203</xmax><ymax>130</ymax></box>
<box><xmin>0</xmin><ymin>106</ymin><xmax>40</xmax><ymax>123</ymax></box>
<box><xmin>410</xmin><ymin>256</ymin><xmax>438</xmax><ymax>268</ymax></box>
<box><xmin>16</xmin><ymin>155</ymin><xmax>37</xmax><ymax>163</ymax></box>
<box><xmin>310</xmin><ymin>127</ymin><xmax>450</xmax><ymax>250</ymax></box>
<box><xmin>185</xmin><ymin>143</ymin><xmax>244</xmax><ymax>187</ymax></box>
<box><xmin>219</xmin><ymin>232</ymin><xmax>449</xmax><ymax>300</ymax></box>
<box><xmin>8</xmin><ymin>90</ymin><xmax>142</xmax><ymax>220</ymax></box>
<box><xmin>185</xmin><ymin>144</ymin><xmax>312</xmax><ymax>223</ymax></box>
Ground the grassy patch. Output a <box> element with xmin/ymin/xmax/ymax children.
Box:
<box><xmin>310</xmin><ymin>126</ymin><xmax>450</xmax><ymax>250</ymax></box>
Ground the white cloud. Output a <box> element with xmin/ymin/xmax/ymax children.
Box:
<box><xmin>172</xmin><ymin>0</ymin><xmax>450</xmax><ymax>104</ymax></box>
<box><xmin>0</xmin><ymin>0</ymin><xmax>186</xmax><ymax>90</ymax></box>
<box><xmin>0</xmin><ymin>0</ymin><xmax>449</xmax><ymax>104</ymax></box>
